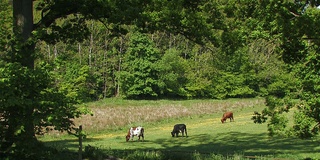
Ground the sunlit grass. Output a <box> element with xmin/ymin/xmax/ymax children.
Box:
<box><xmin>73</xmin><ymin>98</ymin><xmax>264</xmax><ymax>134</ymax></box>
<box><xmin>39</xmin><ymin>98</ymin><xmax>320</xmax><ymax>160</ymax></box>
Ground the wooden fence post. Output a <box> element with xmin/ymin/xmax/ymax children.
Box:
<box><xmin>78</xmin><ymin>125</ymin><xmax>83</xmax><ymax>160</ymax></box>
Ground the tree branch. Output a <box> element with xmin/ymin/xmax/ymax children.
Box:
<box><xmin>34</xmin><ymin>6</ymin><xmax>78</xmax><ymax>30</ymax></box>
<box><xmin>311</xmin><ymin>122</ymin><xmax>320</xmax><ymax>133</ymax></box>
<box><xmin>289</xmin><ymin>11</ymin><xmax>301</xmax><ymax>17</ymax></box>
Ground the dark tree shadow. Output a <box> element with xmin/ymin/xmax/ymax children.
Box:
<box><xmin>42</xmin><ymin>132</ymin><xmax>320</xmax><ymax>159</ymax></box>
<box><xmin>151</xmin><ymin>132</ymin><xmax>320</xmax><ymax>156</ymax></box>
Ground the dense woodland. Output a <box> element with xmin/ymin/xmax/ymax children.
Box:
<box><xmin>0</xmin><ymin>0</ymin><xmax>320</xmax><ymax>159</ymax></box>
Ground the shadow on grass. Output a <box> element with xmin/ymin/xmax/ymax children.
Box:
<box><xmin>153</xmin><ymin>132</ymin><xmax>319</xmax><ymax>156</ymax></box>
<box><xmin>43</xmin><ymin>131</ymin><xmax>319</xmax><ymax>159</ymax></box>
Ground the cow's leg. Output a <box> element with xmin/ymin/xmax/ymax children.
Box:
<box><xmin>181</xmin><ymin>130</ymin><xmax>184</xmax><ymax>137</ymax></box>
<box><xmin>141</xmin><ymin>134</ymin><xmax>144</xmax><ymax>141</ymax></box>
<box><xmin>130</xmin><ymin>128</ymin><xmax>134</xmax><ymax>141</ymax></box>
<box><xmin>230</xmin><ymin>116</ymin><xmax>234</xmax><ymax>122</ymax></box>
<box><xmin>185</xmin><ymin>128</ymin><xmax>187</xmax><ymax>137</ymax></box>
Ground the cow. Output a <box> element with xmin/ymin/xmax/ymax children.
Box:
<box><xmin>221</xmin><ymin>111</ymin><xmax>234</xmax><ymax>123</ymax></box>
<box><xmin>171</xmin><ymin>124</ymin><xmax>187</xmax><ymax>137</ymax></box>
<box><xmin>125</xmin><ymin>126</ymin><xmax>144</xmax><ymax>142</ymax></box>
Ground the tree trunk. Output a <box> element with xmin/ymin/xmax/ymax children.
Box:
<box><xmin>78</xmin><ymin>43</ymin><xmax>82</xmax><ymax>65</ymax></box>
<box><xmin>115</xmin><ymin>36</ymin><xmax>124</xmax><ymax>97</ymax></box>
<box><xmin>103</xmin><ymin>37</ymin><xmax>108</xmax><ymax>98</ymax></box>
<box><xmin>12</xmin><ymin>0</ymin><xmax>35</xmax><ymax>68</ymax></box>
<box><xmin>1</xmin><ymin>0</ymin><xmax>36</xmax><ymax>154</ymax></box>
<box><xmin>88</xmin><ymin>23</ymin><xmax>94</xmax><ymax>68</ymax></box>
<box><xmin>12</xmin><ymin>0</ymin><xmax>36</xmax><ymax>148</ymax></box>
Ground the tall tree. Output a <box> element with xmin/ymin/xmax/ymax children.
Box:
<box><xmin>0</xmin><ymin>0</ymin><xmax>37</xmax><ymax>153</ymax></box>
<box><xmin>119</xmin><ymin>31</ymin><xmax>161</xmax><ymax>99</ymax></box>
<box><xmin>157</xmin><ymin>48</ymin><xmax>189</xmax><ymax>98</ymax></box>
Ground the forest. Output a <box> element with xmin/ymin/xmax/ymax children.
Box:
<box><xmin>0</xmin><ymin>0</ymin><xmax>320</xmax><ymax>159</ymax></box>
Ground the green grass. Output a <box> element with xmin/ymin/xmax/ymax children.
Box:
<box><xmin>39</xmin><ymin>98</ymin><xmax>320</xmax><ymax>160</ymax></box>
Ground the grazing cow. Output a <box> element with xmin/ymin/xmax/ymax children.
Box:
<box><xmin>221</xmin><ymin>111</ymin><xmax>234</xmax><ymax>123</ymax></box>
<box><xmin>125</xmin><ymin>126</ymin><xmax>144</xmax><ymax>142</ymax></box>
<box><xmin>171</xmin><ymin>124</ymin><xmax>187</xmax><ymax>137</ymax></box>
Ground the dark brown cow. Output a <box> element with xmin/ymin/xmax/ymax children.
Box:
<box><xmin>125</xmin><ymin>126</ymin><xmax>144</xmax><ymax>142</ymax></box>
<box><xmin>171</xmin><ymin>124</ymin><xmax>187</xmax><ymax>137</ymax></box>
<box><xmin>221</xmin><ymin>111</ymin><xmax>234</xmax><ymax>123</ymax></box>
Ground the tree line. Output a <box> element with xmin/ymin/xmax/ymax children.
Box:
<box><xmin>0</xmin><ymin>0</ymin><xmax>320</xmax><ymax>159</ymax></box>
<box><xmin>35</xmin><ymin>11</ymin><xmax>287</xmax><ymax>101</ymax></box>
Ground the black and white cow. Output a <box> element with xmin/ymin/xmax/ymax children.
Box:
<box><xmin>125</xmin><ymin>126</ymin><xmax>144</xmax><ymax>142</ymax></box>
<box><xmin>171</xmin><ymin>124</ymin><xmax>187</xmax><ymax>137</ymax></box>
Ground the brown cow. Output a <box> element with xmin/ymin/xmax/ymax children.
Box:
<box><xmin>221</xmin><ymin>111</ymin><xmax>234</xmax><ymax>123</ymax></box>
<box><xmin>125</xmin><ymin>126</ymin><xmax>144</xmax><ymax>142</ymax></box>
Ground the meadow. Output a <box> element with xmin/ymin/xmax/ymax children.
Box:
<box><xmin>39</xmin><ymin>98</ymin><xmax>320</xmax><ymax>160</ymax></box>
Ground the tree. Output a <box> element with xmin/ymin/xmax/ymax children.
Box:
<box><xmin>246</xmin><ymin>0</ymin><xmax>320</xmax><ymax>138</ymax></box>
<box><xmin>157</xmin><ymin>48</ymin><xmax>189</xmax><ymax>98</ymax></box>
<box><xmin>0</xmin><ymin>0</ymin><xmax>38</xmax><ymax>154</ymax></box>
<box><xmin>217</xmin><ymin>0</ymin><xmax>320</xmax><ymax>138</ymax></box>
<box><xmin>289</xmin><ymin>6</ymin><xmax>320</xmax><ymax>138</ymax></box>
<box><xmin>0</xmin><ymin>1</ymin><xmax>93</xmax><ymax>157</ymax></box>
<box><xmin>119</xmin><ymin>31</ymin><xmax>161</xmax><ymax>99</ymax></box>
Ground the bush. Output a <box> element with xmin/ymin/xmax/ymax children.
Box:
<box><xmin>83</xmin><ymin>145</ymin><xmax>105</xmax><ymax>160</ymax></box>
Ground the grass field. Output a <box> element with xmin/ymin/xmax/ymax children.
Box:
<box><xmin>39</xmin><ymin>98</ymin><xmax>320</xmax><ymax>160</ymax></box>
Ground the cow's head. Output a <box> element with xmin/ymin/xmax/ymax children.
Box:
<box><xmin>125</xmin><ymin>135</ymin><xmax>130</xmax><ymax>142</ymax></box>
<box><xmin>171</xmin><ymin>131</ymin><xmax>175</xmax><ymax>137</ymax></box>
<box><xmin>221</xmin><ymin>118</ymin><xmax>225</xmax><ymax>123</ymax></box>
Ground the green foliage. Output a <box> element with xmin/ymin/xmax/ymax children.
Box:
<box><xmin>0</xmin><ymin>62</ymin><xmax>89</xmax><ymax>155</ymax></box>
<box><xmin>290</xmin><ymin>47</ymin><xmax>320</xmax><ymax>138</ymax></box>
<box><xmin>125</xmin><ymin>150</ymin><xmax>164</xmax><ymax>160</ymax></box>
<box><xmin>83</xmin><ymin>145</ymin><xmax>105</xmax><ymax>160</ymax></box>
<box><xmin>157</xmin><ymin>48</ymin><xmax>189</xmax><ymax>98</ymax></box>
<box><xmin>283</xmin><ymin>4</ymin><xmax>320</xmax><ymax>138</ymax></box>
<box><xmin>212</xmin><ymin>72</ymin><xmax>256</xmax><ymax>99</ymax></box>
<box><xmin>299</xmin><ymin>7</ymin><xmax>320</xmax><ymax>46</ymax></box>
<box><xmin>231</xmin><ymin>0</ymin><xmax>320</xmax><ymax>139</ymax></box>
<box><xmin>0</xmin><ymin>1</ymin><xmax>12</xmax><ymax>55</ymax></box>
<box><xmin>31</xmin><ymin>0</ymin><xmax>290</xmax><ymax>102</ymax></box>
<box><xmin>141</xmin><ymin>0</ymin><xmax>221</xmax><ymax>44</ymax></box>
<box><xmin>293</xmin><ymin>109</ymin><xmax>318</xmax><ymax>139</ymax></box>
<box><xmin>266</xmin><ymin>72</ymin><xmax>298</xmax><ymax>98</ymax></box>
<box><xmin>119</xmin><ymin>31</ymin><xmax>161</xmax><ymax>99</ymax></box>
<box><xmin>58</xmin><ymin>62</ymin><xmax>100</xmax><ymax>102</ymax></box>
<box><xmin>267</xmin><ymin>113</ymin><xmax>289</xmax><ymax>137</ymax></box>
<box><xmin>5</xmin><ymin>141</ymin><xmax>78</xmax><ymax>160</ymax></box>
<box><xmin>184</xmin><ymin>48</ymin><xmax>217</xmax><ymax>99</ymax></box>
